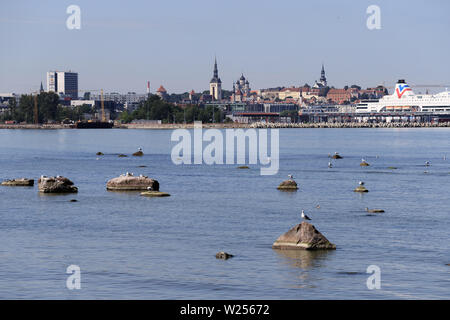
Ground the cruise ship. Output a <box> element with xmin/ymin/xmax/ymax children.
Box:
<box><xmin>355</xmin><ymin>80</ymin><xmax>450</xmax><ymax>113</ymax></box>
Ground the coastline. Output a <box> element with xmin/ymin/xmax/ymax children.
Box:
<box><xmin>0</xmin><ymin>122</ymin><xmax>449</xmax><ymax>130</ymax></box>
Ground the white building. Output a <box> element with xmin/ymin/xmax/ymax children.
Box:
<box><xmin>47</xmin><ymin>71</ymin><xmax>78</xmax><ymax>99</ymax></box>
<box><xmin>209</xmin><ymin>58</ymin><xmax>222</xmax><ymax>101</ymax></box>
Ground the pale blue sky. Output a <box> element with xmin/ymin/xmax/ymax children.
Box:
<box><xmin>1</xmin><ymin>0</ymin><xmax>449</xmax><ymax>94</ymax></box>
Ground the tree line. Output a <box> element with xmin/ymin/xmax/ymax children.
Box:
<box><xmin>0</xmin><ymin>92</ymin><xmax>96</xmax><ymax>123</ymax></box>
<box><xmin>119</xmin><ymin>95</ymin><xmax>223</xmax><ymax>124</ymax></box>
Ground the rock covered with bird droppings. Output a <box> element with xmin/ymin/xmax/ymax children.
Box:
<box><xmin>277</xmin><ymin>179</ymin><xmax>298</xmax><ymax>190</ymax></box>
<box><xmin>1</xmin><ymin>178</ymin><xmax>34</xmax><ymax>186</ymax></box>
<box><xmin>38</xmin><ymin>176</ymin><xmax>78</xmax><ymax>193</ymax></box>
<box><xmin>272</xmin><ymin>222</ymin><xmax>336</xmax><ymax>250</ymax></box>
<box><xmin>106</xmin><ymin>173</ymin><xmax>159</xmax><ymax>191</ymax></box>
<box><xmin>215</xmin><ymin>252</ymin><xmax>234</xmax><ymax>260</ymax></box>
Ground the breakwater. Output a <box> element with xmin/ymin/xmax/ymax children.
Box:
<box><xmin>249</xmin><ymin>121</ymin><xmax>450</xmax><ymax>128</ymax></box>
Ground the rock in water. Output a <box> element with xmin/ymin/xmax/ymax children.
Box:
<box><xmin>332</xmin><ymin>154</ymin><xmax>343</xmax><ymax>159</ymax></box>
<box><xmin>277</xmin><ymin>179</ymin><xmax>298</xmax><ymax>190</ymax></box>
<box><xmin>360</xmin><ymin>162</ymin><xmax>370</xmax><ymax>166</ymax></box>
<box><xmin>106</xmin><ymin>174</ymin><xmax>159</xmax><ymax>191</ymax></box>
<box><xmin>118</xmin><ymin>154</ymin><xmax>128</xmax><ymax>157</ymax></box>
<box><xmin>1</xmin><ymin>178</ymin><xmax>34</xmax><ymax>186</ymax></box>
<box><xmin>237</xmin><ymin>165</ymin><xmax>250</xmax><ymax>169</ymax></box>
<box><xmin>96</xmin><ymin>152</ymin><xmax>104</xmax><ymax>156</ymax></box>
<box><xmin>140</xmin><ymin>191</ymin><xmax>170</xmax><ymax>197</ymax></box>
<box><xmin>216</xmin><ymin>252</ymin><xmax>234</xmax><ymax>260</ymax></box>
<box><xmin>354</xmin><ymin>186</ymin><xmax>369</xmax><ymax>193</ymax></box>
<box><xmin>272</xmin><ymin>222</ymin><xmax>336</xmax><ymax>250</ymax></box>
<box><xmin>132</xmin><ymin>150</ymin><xmax>144</xmax><ymax>156</ymax></box>
<box><xmin>38</xmin><ymin>176</ymin><xmax>78</xmax><ymax>193</ymax></box>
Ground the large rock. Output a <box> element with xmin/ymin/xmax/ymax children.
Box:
<box><xmin>38</xmin><ymin>176</ymin><xmax>78</xmax><ymax>193</ymax></box>
<box><xmin>106</xmin><ymin>173</ymin><xmax>159</xmax><ymax>191</ymax></box>
<box><xmin>272</xmin><ymin>222</ymin><xmax>336</xmax><ymax>250</ymax></box>
<box><xmin>277</xmin><ymin>179</ymin><xmax>298</xmax><ymax>190</ymax></box>
<box><xmin>1</xmin><ymin>178</ymin><xmax>34</xmax><ymax>186</ymax></box>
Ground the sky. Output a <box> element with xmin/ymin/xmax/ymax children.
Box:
<box><xmin>1</xmin><ymin>0</ymin><xmax>449</xmax><ymax>94</ymax></box>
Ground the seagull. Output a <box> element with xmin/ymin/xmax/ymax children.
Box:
<box><xmin>359</xmin><ymin>181</ymin><xmax>365</xmax><ymax>186</ymax></box>
<box><xmin>288</xmin><ymin>174</ymin><xmax>294</xmax><ymax>180</ymax></box>
<box><xmin>138</xmin><ymin>147</ymin><xmax>143</xmax><ymax>152</ymax></box>
<box><xmin>301</xmin><ymin>210</ymin><xmax>311</xmax><ymax>220</ymax></box>
<box><xmin>361</xmin><ymin>158</ymin><xmax>366</xmax><ymax>163</ymax></box>
<box><xmin>425</xmin><ymin>161</ymin><xmax>430</xmax><ymax>166</ymax></box>
<box><xmin>316</xmin><ymin>205</ymin><xmax>320</xmax><ymax>209</ymax></box>
<box><xmin>328</xmin><ymin>162</ymin><xmax>333</xmax><ymax>168</ymax></box>
<box><xmin>147</xmin><ymin>186</ymin><xmax>153</xmax><ymax>191</ymax></box>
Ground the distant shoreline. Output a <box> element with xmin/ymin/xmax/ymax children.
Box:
<box><xmin>0</xmin><ymin>122</ymin><xmax>449</xmax><ymax>130</ymax></box>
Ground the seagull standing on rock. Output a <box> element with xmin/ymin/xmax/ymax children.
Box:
<box><xmin>301</xmin><ymin>210</ymin><xmax>311</xmax><ymax>221</ymax></box>
<box><xmin>288</xmin><ymin>174</ymin><xmax>294</xmax><ymax>180</ymax></box>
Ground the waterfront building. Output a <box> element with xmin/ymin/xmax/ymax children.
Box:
<box><xmin>326</xmin><ymin>89</ymin><xmax>351</xmax><ymax>104</ymax></box>
<box><xmin>156</xmin><ymin>85</ymin><xmax>169</xmax><ymax>100</ymax></box>
<box><xmin>209</xmin><ymin>58</ymin><xmax>222</xmax><ymax>101</ymax></box>
<box><xmin>46</xmin><ymin>71</ymin><xmax>78</xmax><ymax>99</ymax></box>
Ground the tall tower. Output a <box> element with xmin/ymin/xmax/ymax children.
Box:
<box><xmin>320</xmin><ymin>63</ymin><xmax>327</xmax><ymax>87</ymax></box>
<box><xmin>209</xmin><ymin>57</ymin><xmax>222</xmax><ymax>101</ymax></box>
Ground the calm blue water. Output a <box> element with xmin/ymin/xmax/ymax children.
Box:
<box><xmin>0</xmin><ymin>128</ymin><xmax>449</xmax><ymax>299</ymax></box>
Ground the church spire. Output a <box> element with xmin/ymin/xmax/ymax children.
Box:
<box><xmin>320</xmin><ymin>63</ymin><xmax>327</xmax><ymax>86</ymax></box>
<box><xmin>213</xmin><ymin>57</ymin><xmax>218</xmax><ymax>79</ymax></box>
<box><xmin>40</xmin><ymin>81</ymin><xmax>44</xmax><ymax>93</ymax></box>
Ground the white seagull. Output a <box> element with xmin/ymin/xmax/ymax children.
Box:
<box><xmin>301</xmin><ymin>210</ymin><xmax>311</xmax><ymax>221</ymax></box>
<box><xmin>359</xmin><ymin>181</ymin><xmax>365</xmax><ymax>186</ymax></box>
<box><xmin>288</xmin><ymin>174</ymin><xmax>294</xmax><ymax>179</ymax></box>
<box><xmin>425</xmin><ymin>161</ymin><xmax>430</xmax><ymax>166</ymax></box>
<box><xmin>328</xmin><ymin>162</ymin><xmax>333</xmax><ymax>168</ymax></box>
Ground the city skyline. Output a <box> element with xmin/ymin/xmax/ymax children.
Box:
<box><xmin>1</xmin><ymin>0</ymin><xmax>450</xmax><ymax>94</ymax></box>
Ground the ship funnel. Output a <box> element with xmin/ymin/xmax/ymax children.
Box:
<box><xmin>394</xmin><ymin>79</ymin><xmax>414</xmax><ymax>99</ymax></box>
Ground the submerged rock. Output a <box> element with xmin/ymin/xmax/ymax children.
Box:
<box><xmin>365</xmin><ymin>207</ymin><xmax>384</xmax><ymax>213</ymax></box>
<box><xmin>215</xmin><ymin>252</ymin><xmax>234</xmax><ymax>260</ymax></box>
<box><xmin>96</xmin><ymin>152</ymin><xmax>104</xmax><ymax>156</ymax></box>
<box><xmin>140</xmin><ymin>191</ymin><xmax>170</xmax><ymax>197</ymax></box>
<box><xmin>237</xmin><ymin>165</ymin><xmax>250</xmax><ymax>169</ymax></box>
<box><xmin>1</xmin><ymin>178</ymin><xmax>34</xmax><ymax>186</ymax></box>
<box><xmin>69</xmin><ymin>199</ymin><xmax>78</xmax><ymax>202</ymax></box>
<box><xmin>118</xmin><ymin>154</ymin><xmax>128</xmax><ymax>157</ymax></box>
<box><xmin>354</xmin><ymin>186</ymin><xmax>369</xmax><ymax>193</ymax></box>
<box><xmin>277</xmin><ymin>179</ymin><xmax>298</xmax><ymax>190</ymax></box>
<box><xmin>360</xmin><ymin>161</ymin><xmax>370</xmax><ymax>166</ymax></box>
<box><xmin>106</xmin><ymin>173</ymin><xmax>159</xmax><ymax>191</ymax></box>
<box><xmin>272</xmin><ymin>222</ymin><xmax>336</xmax><ymax>250</ymax></box>
<box><xmin>38</xmin><ymin>176</ymin><xmax>78</xmax><ymax>193</ymax></box>
<box><xmin>332</xmin><ymin>153</ymin><xmax>343</xmax><ymax>159</ymax></box>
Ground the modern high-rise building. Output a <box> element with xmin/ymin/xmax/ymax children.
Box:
<box><xmin>46</xmin><ymin>71</ymin><xmax>78</xmax><ymax>99</ymax></box>
<box><xmin>209</xmin><ymin>58</ymin><xmax>222</xmax><ymax>101</ymax></box>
